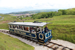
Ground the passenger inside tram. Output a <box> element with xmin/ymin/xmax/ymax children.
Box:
<box><xmin>19</xmin><ymin>26</ymin><xmax>22</xmax><ymax>29</ymax></box>
<box><xmin>44</xmin><ymin>26</ymin><xmax>49</xmax><ymax>33</ymax></box>
<box><xmin>30</xmin><ymin>27</ymin><xmax>32</xmax><ymax>33</ymax></box>
<box><xmin>13</xmin><ymin>25</ymin><xmax>15</xmax><ymax>28</ymax></box>
<box><xmin>37</xmin><ymin>26</ymin><xmax>40</xmax><ymax>32</ymax></box>
<box><xmin>26</xmin><ymin>27</ymin><xmax>28</xmax><ymax>31</ymax></box>
<box><xmin>14</xmin><ymin>25</ymin><xmax>17</xmax><ymax>29</ymax></box>
<box><xmin>24</xmin><ymin>26</ymin><xmax>26</xmax><ymax>30</ymax></box>
<box><xmin>30</xmin><ymin>27</ymin><xmax>36</xmax><ymax>33</ymax></box>
<box><xmin>15</xmin><ymin>27</ymin><xmax>17</xmax><ymax>29</ymax></box>
<box><xmin>17</xmin><ymin>25</ymin><xmax>19</xmax><ymax>29</ymax></box>
<box><xmin>10</xmin><ymin>25</ymin><xmax>12</xmax><ymax>28</ymax></box>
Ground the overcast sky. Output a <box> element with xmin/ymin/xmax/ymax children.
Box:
<box><xmin>0</xmin><ymin>0</ymin><xmax>75</xmax><ymax>13</ymax></box>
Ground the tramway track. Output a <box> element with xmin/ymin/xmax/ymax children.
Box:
<box><xmin>0</xmin><ymin>29</ymin><xmax>74</xmax><ymax>50</ymax></box>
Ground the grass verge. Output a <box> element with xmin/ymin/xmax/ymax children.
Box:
<box><xmin>0</xmin><ymin>32</ymin><xmax>34</xmax><ymax>50</ymax></box>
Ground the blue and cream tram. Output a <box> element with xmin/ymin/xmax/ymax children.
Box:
<box><xmin>8</xmin><ymin>21</ymin><xmax>52</xmax><ymax>43</ymax></box>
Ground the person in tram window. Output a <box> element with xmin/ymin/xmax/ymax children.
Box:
<box><xmin>32</xmin><ymin>29</ymin><xmax>35</xmax><ymax>32</ymax></box>
<box><xmin>13</xmin><ymin>25</ymin><xmax>15</xmax><ymax>28</ymax></box>
<box><xmin>32</xmin><ymin>27</ymin><xmax>35</xmax><ymax>32</ymax></box>
<box><xmin>37</xmin><ymin>26</ymin><xmax>40</xmax><ymax>32</ymax></box>
<box><xmin>17</xmin><ymin>26</ymin><xmax>18</xmax><ymax>29</ymax></box>
<box><xmin>15</xmin><ymin>27</ymin><xmax>17</xmax><ymax>29</ymax></box>
<box><xmin>21</xmin><ymin>26</ymin><xmax>22</xmax><ymax>30</ymax></box>
<box><xmin>21</xmin><ymin>26</ymin><xmax>23</xmax><ymax>30</ymax></box>
<box><xmin>19</xmin><ymin>26</ymin><xmax>20</xmax><ymax>29</ymax></box>
<box><xmin>24</xmin><ymin>26</ymin><xmax>26</xmax><ymax>30</ymax></box>
<box><xmin>30</xmin><ymin>27</ymin><xmax>32</xmax><ymax>33</ymax></box>
<box><xmin>20</xmin><ymin>26</ymin><xmax>22</xmax><ymax>30</ymax></box>
<box><xmin>27</xmin><ymin>27</ymin><xmax>28</xmax><ymax>31</ymax></box>
<box><xmin>44</xmin><ymin>26</ymin><xmax>49</xmax><ymax>33</ymax></box>
<box><xmin>15</xmin><ymin>26</ymin><xmax>17</xmax><ymax>29</ymax></box>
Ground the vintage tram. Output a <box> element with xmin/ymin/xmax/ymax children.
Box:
<box><xmin>8</xmin><ymin>21</ymin><xmax>52</xmax><ymax>44</ymax></box>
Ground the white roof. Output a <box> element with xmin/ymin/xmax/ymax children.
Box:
<box><xmin>8</xmin><ymin>22</ymin><xmax>48</xmax><ymax>27</ymax></box>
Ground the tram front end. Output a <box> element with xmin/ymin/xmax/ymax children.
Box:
<box><xmin>38</xmin><ymin>30</ymin><xmax>52</xmax><ymax>44</ymax></box>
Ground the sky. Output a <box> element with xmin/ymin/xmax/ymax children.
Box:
<box><xmin>0</xmin><ymin>0</ymin><xmax>75</xmax><ymax>13</ymax></box>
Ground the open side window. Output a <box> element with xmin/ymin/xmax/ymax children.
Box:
<box><xmin>19</xmin><ymin>26</ymin><xmax>22</xmax><ymax>30</ymax></box>
<box><xmin>24</xmin><ymin>26</ymin><xmax>29</xmax><ymax>31</ymax></box>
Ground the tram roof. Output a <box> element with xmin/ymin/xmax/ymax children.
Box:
<box><xmin>8</xmin><ymin>22</ymin><xmax>48</xmax><ymax>27</ymax></box>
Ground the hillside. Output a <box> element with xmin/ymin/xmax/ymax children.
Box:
<box><xmin>0</xmin><ymin>14</ymin><xmax>17</xmax><ymax>22</ymax></box>
<box><xmin>8</xmin><ymin>9</ymin><xmax>58</xmax><ymax>14</ymax></box>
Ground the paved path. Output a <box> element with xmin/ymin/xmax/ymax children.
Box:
<box><xmin>0</xmin><ymin>17</ymin><xmax>4</xmax><ymax>20</ymax></box>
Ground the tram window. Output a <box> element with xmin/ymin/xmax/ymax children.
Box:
<box><xmin>12</xmin><ymin>25</ymin><xmax>17</xmax><ymax>29</ymax></box>
<box><xmin>26</xmin><ymin>27</ymin><xmax>28</xmax><ymax>31</ymax></box>
<box><xmin>9</xmin><ymin>25</ymin><xmax>12</xmax><ymax>28</ymax></box>
<box><xmin>24</xmin><ymin>26</ymin><xmax>26</xmax><ymax>30</ymax></box>
<box><xmin>30</xmin><ymin>27</ymin><xmax>36</xmax><ymax>33</ymax></box>
<box><xmin>17</xmin><ymin>25</ymin><xmax>19</xmax><ymax>29</ymax></box>
<box><xmin>22</xmin><ymin>26</ymin><xmax>24</xmax><ymax>30</ymax></box>
<box><xmin>19</xmin><ymin>26</ymin><xmax>22</xmax><ymax>29</ymax></box>
<box><xmin>18</xmin><ymin>26</ymin><xmax>20</xmax><ymax>29</ymax></box>
<box><xmin>11</xmin><ymin>25</ymin><xmax>13</xmax><ymax>28</ymax></box>
<box><xmin>26</xmin><ymin>27</ymin><xmax>29</xmax><ymax>31</ymax></box>
<box><xmin>24</xmin><ymin>26</ymin><xmax>29</xmax><ymax>31</ymax></box>
<box><xmin>19</xmin><ymin>26</ymin><xmax>23</xmax><ymax>30</ymax></box>
<box><xmin>37</xmin><ymin>26</ymin><xmax>40</xmax><ymax>32</ymax></box>
<box><xmin>36</xmin><ymin>27</ymin><xmax>43</xmax><ymax>33</ymax></box>
<box><xmin>13</xmin><ymin>25</ymin><xmax>15</xmax><ymax>28</ymax></box>
<box><xmin>15</xmin><ymin>25</ymin><xmax>17</xmax><ymax>29</ymax></box>
<box><xmin>16</xmin><ymin>25</ymin><xmax>19</xmax><ymax>29</ymax></box>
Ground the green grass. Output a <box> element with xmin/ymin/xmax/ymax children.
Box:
<box><xmin>47</xmin><ymin>24</ymin><xmax>75</xmax><ymax>43</ymax></box>
<box><xmin>25</xmin><ymin>15</ymin><xmax>75</xmax><ymax>25</ymax></box>
<box><xmin>0</xmin><ymin>23</ymin><xmax>9</xmax><ymax>30</ymax></box>
<box><xmin>0</xmin><ymin>32</ymin><xmax>34</xmax><ymax>50</ymax></box>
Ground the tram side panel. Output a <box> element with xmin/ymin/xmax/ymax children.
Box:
<box><xmin>10</xmin><ymin>28</ymin><xmax>45</xmax><ymax>43</ymax></box>
<box><xmin>9</xmin><ymin>28</ymin><xmax>37</xmax><ymax>39</ymax></box>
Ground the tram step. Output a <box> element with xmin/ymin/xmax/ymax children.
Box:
<box><xmin>38</xmin><ymin>40</ymin><xmax>44</xmax><ymax>42</ymax></box>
